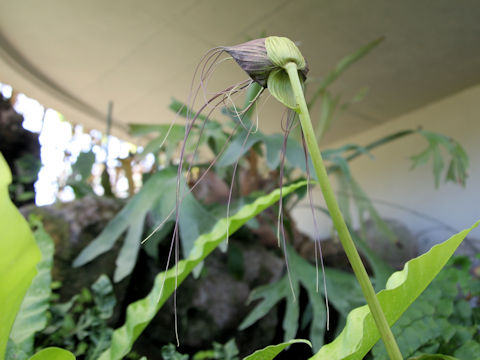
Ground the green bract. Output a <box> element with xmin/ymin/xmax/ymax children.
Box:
<box><xmin>267</xmin><ymin>68</ymin><xmax>298</xmax><ymax>110</ymax></box>
<box><xmin>265</xmin><ymin>36</ymin><xmax>308</xmax><ymax>110</ymax></box>
<box><xmin>265</xmin><ymin>36</ymin><xmax>308</xmax><ymax>75</ymax></box>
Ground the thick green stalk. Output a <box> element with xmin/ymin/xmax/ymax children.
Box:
<box><xmin>284</xmin><ymin>62</ymin><xmax>402</xmax><ymax>360</ymax></box>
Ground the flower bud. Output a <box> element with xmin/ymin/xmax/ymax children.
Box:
<box><xmin>225</xmin><ymin>36</ymin><xmax>309</xmax><ymax>109</ymax></box>
<box><xmin>223</xmin><ymin>38</ymin><xmax>275</xmax><ymax>87</ymax></box>
<box><xmin>224</xmin><ymin>37</ymin><xmax>308</xmax><ymax>88</ymax></box>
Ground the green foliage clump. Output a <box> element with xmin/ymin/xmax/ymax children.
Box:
<box><xmin>240</xmin><ymin>246</ymin><xmax>364</xmax><ymax>352</ymax></box>
<box><xmin>160</xmin><ymin>339</ymin><xmax>239</xmax><ymax>360</ymax></box>
<box><xmin>36</xmin><ymin>275</ymin><xmax>116</xmax><ymax>360</ymax></box>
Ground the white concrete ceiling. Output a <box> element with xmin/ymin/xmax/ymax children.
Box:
<box><xmin>1</xmin><ymin>0</ymin><xmax>480</xmax><ymax>144</ymax></box>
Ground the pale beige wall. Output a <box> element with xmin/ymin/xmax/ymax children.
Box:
<box><xmin>292</xmin><ymin>84</ymin><xmax>480</xmax><ymax>252</ymax></box>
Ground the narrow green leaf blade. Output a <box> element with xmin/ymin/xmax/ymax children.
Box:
<box><xmin>0</xmin><ymin>153</ymin><xmax>41</xmax><ymax>358</ymax></box>
<box><xmin>28</xmin><ymin>347</ymin><xmax>75</xmax><ymax>360</ymax></box>
<box><xmin>7</xmin><ymin>219</ymin><xmax>54</xmax><ymax>358</ymax></box>
<box><xmin>282</xmin><ymin>280</ymin><xmax>300</xmax><ymax>342</ymax></box>
<box><xmin>321</xmin><ymin>37</ymin><xmax>384</xmax><ymax>90</ymax></box>
<box><xmin>128</xmin><ymin>123</ymin><xmax>184</xmax><ymax>137</ymax></box>
<box><xmin>243</xmin><ymin>339</ymin><xmax>312</xmax><ymax>360</ymax></box>
<box><xmin>308</xmin><ymin>37</ymin><xmax>384</xmax><ymax>108</ymax></box>
<box><xmin>168</xmin><ymin>98</ymin><xmax>210</xmax><ymax>123</ymax></box>
<box><xmin>113</xmin><ymin>213</ymin><xmax>146</xmax><ymax>282</ymax></box>
<box><xmin>312</xmin><ymin>220</ymin><xmax>479</xmax><ymax>360</ymax></box>
<box><xmin>99</xmin><ymin>181</ymin><xmax>307</xmax><ymax>360</ymax></box>
<box><xmin>239</xmin><ymin>276</ymin><xmax>290</xmax><ymax>331</ymax></box>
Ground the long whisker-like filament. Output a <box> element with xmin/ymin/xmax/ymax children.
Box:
<box><xmin>141</xmin><ymin>122</ymin><xmax>241</xmax><ymax>245</ymax></box>
<box><xmin>277</xmin><ymin>109</ymin><xmax>298</xmax><ymax>301</ymax></box>
<box><xmin>300</xmin><ymin>132</ymin><xmax>330</xmax><ymax>330</ymax></box>
<box><xmin>155</xmin><ymin>78</ymin><xmax>255</xmax><ymax>345</ymax></box>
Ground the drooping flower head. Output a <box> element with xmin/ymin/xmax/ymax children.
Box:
<box><xmin>157</xmin><ymin>36</ymin><xmax>327</xmax><ymax>345</ymax></box>
<box><xmin>224</xmin><ymin>37</ymin><xmax>309</xmax><ymax>109</ymax></box>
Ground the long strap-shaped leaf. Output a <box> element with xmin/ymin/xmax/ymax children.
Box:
<box><xmin>99</xmin><ymin>180</ymin><xmax>307</xmax><ymax>360</ymax></box>
<box><xmin>7</xmin><ymin>220</ymin><xmax>54</xmax><ymax>360</ymax></box>
<box><xmin>0</xmin><ymin>154</ymin><xmax>41</xmax><ymax>359</ymax></box>
<box><xmin>311</xmin><ymin>220</ymin><xmax>479</xmax><ymax>360</ymax></box>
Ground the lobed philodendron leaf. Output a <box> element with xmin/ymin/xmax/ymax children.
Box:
<box><xmin>243</xmin><ymin>339</ymin><xmax>312</xmax><ymax>360</ymax></box>
<box><xmin>6</xmin><ymin>218</ymin><xmax>54</xmax><ymax>360</ymax></box>
<box><xmin>28</xmin><ymin>347</ymin><xmax>75</xmax><ymax>360</ymax></box>
<box><xmin>311</xmin><ymin>220</ymin><xmax>479</xmax><ymax>360</ymax></box>
<box><xmin>411</xmin><ymin>130</ymin><xmax>469</xmax><ymax>188</ymax></box>
<box><xmin>73</xmin><ymin>168</ymin><xmax>216</xmax><ymax>282</ymax></box>
<box><xmin>240</xmin><ymin>245</ymin><xmax>364</xmax><ymax>352</ymax></box>
<box><xmin>0</xmin><ymin>153</ymin><xmax>41</xmax><ymax>358</ymax></box>
<box><xmin>98</xmin><ymin>180</ymin><xmax>307</xmax><ymax>360</ymax></box>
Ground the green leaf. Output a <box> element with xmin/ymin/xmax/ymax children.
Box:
<box><xmin>217</xmin><ymin>130</ymin><xmax>263</xmax><ymax>167</ymax></box>
<box><xmin>178</xmin><ymin>193</ymin><xmax>218</xmax><ymax>257</ymax></box>
<box><xmin>432</xmin><ymin>146</ymin><xmax>445</xmax><ymax>188</ymax></box>
<box><xmin>7</xmin><ymin>219</ymin><xmax>54</xmax><ymax>359</ymax></box>
<box><xmin>408</xmin><ymin>355</ymin><xmax>459</xmax><ymax>360</ymax></box>
<box><xmin>263</xmin><ymin>134</ymin><xmax>285</xmax><ymax>170</ymax></box>
<box><xmin>73</xmin><ymin>168</ymin><xmax>214</xmax><ymax>282</ymax></box>
<box><xmin>169</xmin><ymin>98</ymin><xmax>210</xmax><ymax>123</ymax></box>
<box><xmin>241</xmin><ymin>246</ymin><xmax>362</xmax><ymax>352</ymax></box>
<box><xmin>239</xmin><ymin>276</ymin><xmax>293</xmax><ymax>332</ymax></box>
<box><xmin>285</xmin><ymin>137</ymin><xmax>313</xmax><ymax>174</ymax></box>
<box><xmin>242</xmin><ymin>82</ymin><xmax>263</xmax><ymax>122</ymax></box>
<box><xmin>28</xmin><ymin>347</ymin><xmax>75</xmax><ymax>360</ymax></box>
<box><xmin>311</xmin><ymin>220</ymin><xmax>479</xmax><ymax>360</ymax></box>
<box><xmin>323</xmin><ymin>144</ymin><xmax>373</xmax><ymax>161</ymax></box>
<box><xmin>72</xmin><ymin>170</ymin><xmax>176</xmax><ymax>280</ymax></box>
<box><xmin>91</xmin><ymin>275</ymin><xmax>116</xmax><ymax>320</ymax></box>
<box><xmin>0</xmin><ymin>153</ymin><xmax>41</xmax><ymax>358</ymax></box>
<box><xmin>243</xmin><ymin>339</ymin><xmax>311</xmax><ymax>360</ymax></box>
<box><xmin>168</xmin><ymin>98</ymin><xmax>229</xmax><ymax>154</ymax></box>
<box><xmin>113</xmin><ymin>213</ymin><xmax>145</xmax><ymax>282</ymax></box>
<box><xmin>315</xmin><ymin>91</ymin><xmax>340</xmax><ymax>141</ymax></box>
<box><xmin>410</xmin><ymin>148</ymin><xmax>432</xmax><ymax>169</ymax></box>
<box><xmin>128</xmin><ymin>123</ymin><xmax>185</xmax><ymax>137</ymax></box>
<box><xmin>160</xmin><ymin>344</ymin><xmax>189</xmax><ymax>360</ymax></box>
<box><xmin>412</xmin><ymin>130</ymin><xmax>469</xmax><ymax>188</ymax></box>
<box><xmin>193</xmin><ymin>339</ymin><xmax>239</xmax><ymax>360</ymax></box>
<box><xmin>283</xmin><ymin>279</ymin><xmax>300</xmax><ymax>341</ymax></box>
<box><xmin>98</xmin><ymin>180</ymin><xmax>307</xmax><ymax>360</ymax></box>
<box><xmin>454</xmin><ymin>340</ymin><xmax>480</xmax><ymax>359</ymax></box>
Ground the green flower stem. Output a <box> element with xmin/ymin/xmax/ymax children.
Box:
<box><xmin>284</xmin><ymin>62</ymin><xmax>402</xmax><ymax>360</ymax></box>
